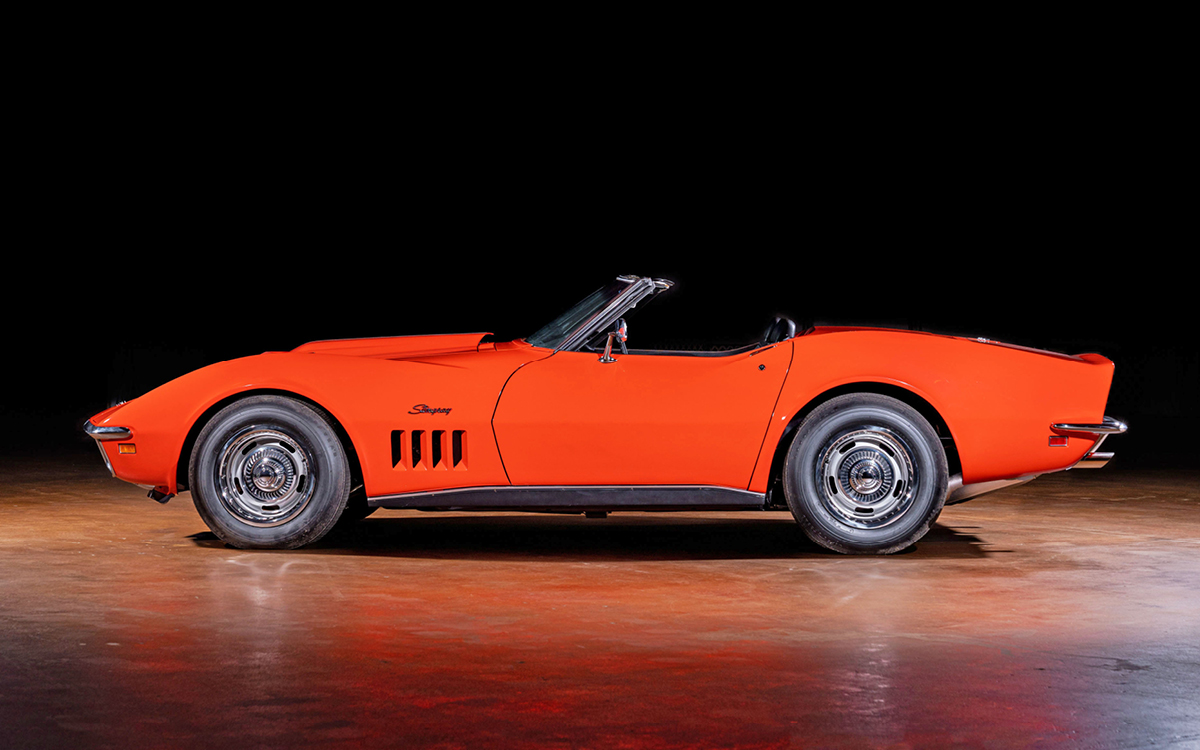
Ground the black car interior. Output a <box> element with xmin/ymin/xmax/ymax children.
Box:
<box><xmin>583</xmin><ymin>316</ymin><xmax>798</xmax><ymax>357</ymax></box>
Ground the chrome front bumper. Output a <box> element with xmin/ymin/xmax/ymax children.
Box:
<box><xmin>1051</xmin><ymin>416</ymin><xmax>1128</xmax><ymax>469</ymax></box>
<box><xmin>83</xmin><ymin>421</ymin><xmax>131</xmax><ymax>441</ymax></box>
<box><xmin>83</xmin><ymin>420</ymin><xmax>132</xmax><ymax>477</ymax></box>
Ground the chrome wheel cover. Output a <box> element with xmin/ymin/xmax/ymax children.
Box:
<box><xmin>216</xmin><ymin>428</ymin><xmax>315</xmax><ymax>527</ymax></box>
<box><xmin>815</xmin><ymin>427</ymin><xmax>918</xmax><ymax>530</ymax></box>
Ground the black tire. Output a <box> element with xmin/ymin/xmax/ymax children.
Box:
<box><xmin>783</xmin><ymin>393</ymin><xmax>947</xmax><ymax>554</ymax></box>
<box><xmin>188</xmin><ymin>395</ymin><xmax>351</xmax><ymax>549</ymax></box>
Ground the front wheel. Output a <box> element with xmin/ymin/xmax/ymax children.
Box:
<box><xmin>783</xmin><ymin>393</ymin><xmax>947</xmax><ymax>554</ymax></box>
<box><xmin>189</xmin><ymin>395</ymin><xmax>351</xmax><ymax>549</ymax></box>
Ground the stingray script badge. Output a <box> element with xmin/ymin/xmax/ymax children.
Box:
<box><xmin>409</xmin><ymin>404</ymin><xmax>452</xmax><ymax>415</ymax></box>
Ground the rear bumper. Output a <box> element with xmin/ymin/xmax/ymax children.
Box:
<box><xmin>947</xmin><ymin>416</ymin><xmax>1128</xmax><ymax>504</ymax></box>
<box><xmin>1051</xmin><ymin>416</ymin><xmax>1127</xmax><ymax>469</ymax></box>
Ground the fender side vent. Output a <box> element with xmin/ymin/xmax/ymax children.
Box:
<box><xmin>395</xmin><ymin>428</ymin><xmax>465</xmax><ymax>471</ymax></box>
<box><xmin>452</xmin><ymin>430</ymin><xmax>466</xmax><ymax>469</ymax></box>
<box><xmin>412</xmin><ymin>430</ymin><xmax>424</xmax><ymax>469</ymax></box>
<box><xmin>431</xmin><ymin>430</ymin><xmax>445</xmax><ymax>469</ymax></box>
<box><xmin>391</xmin><ymin>430</ymin><xmax>406</xmax><ymax>469</ymax></box>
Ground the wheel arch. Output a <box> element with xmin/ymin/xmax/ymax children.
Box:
<box><xmin>174</xmin><ymin>388</ymin><xmax>364</xmax><ymax>495</ymax></box>
<box><xmin>762</xmin><ymin>381</ymin><xmax>960</xmax><ymax>505</ymax></box>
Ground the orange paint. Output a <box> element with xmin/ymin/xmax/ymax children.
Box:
<box><xmin>89</xmin><ymin>326</ymin><xmax>1115</xmax><ymax>498</ymax></box>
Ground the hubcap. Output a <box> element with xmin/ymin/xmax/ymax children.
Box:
<box><xmin>816</xmin><ymin>427</ymin><xmax>918</xmax><ymax>529</ymax></box>
<box><xmin>217</xmin><ymin>428</ymin><xmax>315</xmax><ymax>527</ymax></box>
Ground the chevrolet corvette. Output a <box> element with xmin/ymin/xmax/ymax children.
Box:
<box><xmin>85</xmin><ymin>275</ymin><xmax>1125</xmax><ymax>554</ymax></box>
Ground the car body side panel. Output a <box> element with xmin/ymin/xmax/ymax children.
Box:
<box><xmin>90</xmin><ymin>345</ymin><xmax>549</xmax><ymax>496</ymax></box>
<box><xmin>492</xmin><ymin>343</ymin><xmax>793</xmax><ymax>487</ymax></box>
<box><xmin>746</xmin><ymin>328</ymin><xmax>1115</xmax><ymax>491</ymax></box>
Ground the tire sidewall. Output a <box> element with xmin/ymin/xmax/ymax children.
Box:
<box><xmin>785</xmin><ymin>394</ymin><xmax>947</xmax><ymax>553</ymax></box>
<box><xmin>189</xmin><ymin>396</ymin><xmax>350</xmax><ymax>549</ymax></box>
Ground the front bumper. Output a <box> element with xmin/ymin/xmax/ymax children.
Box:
<box><xmin>83</xmin><ymin>419</ymin><xmax>132</xmax><ymax>477</ymax></box>
<box><xmin>84</xmin><ymin>418</ymin><xmax>174</xmax><ymax>503</ymax></box>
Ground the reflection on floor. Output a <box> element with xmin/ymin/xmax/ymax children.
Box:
<box><xmin>2</xmin><ymin>452</ymin><xmax>1198</xmax><ymax>749</ymax></box>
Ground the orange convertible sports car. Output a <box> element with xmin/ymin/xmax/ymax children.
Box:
<box><xmin>85</xmin><ymin>275</ymin><xmax>1125</xmax><ymax>554</ymax></box>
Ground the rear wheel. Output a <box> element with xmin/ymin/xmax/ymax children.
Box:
<box><xmin>189</xmin><ymin>395</ymin><xmax>351</xmax><ymax>549</ymax></box>
<box><xmin>783</xmin><ymin>393</ymin><xmax>947</xmax><ymax>554</ymax></box>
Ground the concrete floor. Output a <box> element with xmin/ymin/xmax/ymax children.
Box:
<box><xmin>1</xmin><ymin>452</ymin><xmax>1198</xmax><ymax>749</ymax></box>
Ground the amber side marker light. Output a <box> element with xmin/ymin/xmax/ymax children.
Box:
<box><xmin>118</xmin><ymin>444</ymin><xmax>136</xmax><ymax>454</ymax></box>
<box><xmin>1048</xmin><ymin>436</ymin><xmax>1069</xmax><ymax>447</ymax></box>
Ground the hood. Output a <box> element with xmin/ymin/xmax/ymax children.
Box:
<box><xmin>292</xmin><ymin>332</ymin><xmax>492</xmax><ymax>360</ymax></box>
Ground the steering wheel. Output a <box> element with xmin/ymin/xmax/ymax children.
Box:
<box><xmin>760</xmin><ymin>316</ymin><xmax>796</xmax><ymax>347</ymax></box>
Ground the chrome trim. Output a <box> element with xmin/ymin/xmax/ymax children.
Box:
<box><xmin>816</xmin><ymin>426</ymin><xmax>917</xmax><ymax>530</ymax></box>
<box><xmin>1073</xmin><ymin>452</ymin><xmax>1114</xmax><ymax>469</ymax></box>
<box><xmin>94</xmin><ymin>439</ymin><xmax>115</xmax><ymax>477</ymax></box>
<box><xmin>373</xmin><ymin>484</ymin><xmax>766</xmax><ymax>502</ymax></box>
<box><xmin>216</xmin><ymin>427</ymin><xmax>316</xmax><ymax>527</ymax></box>
<box><xmin>945</xmin><ymin>473</ymin><xmax>1038</xmax><ymax>505</ymax></box>
<box><xmin>368</xmin><ymin>484</ymin><xmax>766</xmax><ymax>510</ymax></box>
<box><xmin>1051</xmin><ymin>417</ymin><xmax>1126</xmax><ymax>470</ymax></box>
<box><xmin>945</xmin><ymin>415</ymin><xmax>1127</xmax><ymax>502</ymax></box>
<box><xmin>1050</xmin><ymin>416</ymin><xmax>1128</xmax><ymax>435</ymax></box>
<box><xmin>84</xmin><ymin>421</ymin><xmax>132</xmax><ymax>441</ymax></box>
<box><xmin>556</xmin><ymin>276</ymin><xmax>658</xmax><ymax>353</ymax></box>
<box><xmin>599</xmin><ymin>332</ymin><xmax>618</xmax><ymax>363</ymax></box>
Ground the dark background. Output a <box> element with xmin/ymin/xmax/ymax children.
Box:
<box><xmin>3</xmin><ymin>94</ymin><xmax>1194</xmax><ymax>470</ymax></box>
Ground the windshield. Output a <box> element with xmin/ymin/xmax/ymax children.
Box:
<box><xmin>526</xmin><ymin>280</ymin><xmax>631</xmax><ymax>350</ymax></box>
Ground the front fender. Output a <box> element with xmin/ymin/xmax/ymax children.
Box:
<box><xmin>88</xmin><ymin>348</ymin><xmax>543</xmax><ymax>496</ymax></box>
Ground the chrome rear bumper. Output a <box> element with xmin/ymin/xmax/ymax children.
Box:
<box><xmin>1051</xmin><ymin>416</ymin><xmax>1128</xmax><ymax>469</ymax></box>
<box><xmin>946</xmin><ymin>416</ymin><xmax>1127</xmax><ymax>504</ymax></box>
<box><xmin>1051</xmin><ymin>416</ymin><xmax>1128</xmax><ymax>436</ymax></box>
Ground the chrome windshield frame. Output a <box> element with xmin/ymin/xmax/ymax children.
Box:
<box><xmin>547</xmin><ymin>276</ymin><xmax>672</xmax><ymax>353</ymax></box>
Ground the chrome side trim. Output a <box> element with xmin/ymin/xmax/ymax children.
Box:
<box><xmin>945</xmin><ymin>473</ymin><xmax>1038</xmax><ymax>505</ymax></box>
<box><xmin>369</xmin><ymin>484</ymin><xmax>767</xmax><ymax>511</ymax></box>
<box><xmin>84</xmin><ymin>421</ymin><xmax>132</xmax><ymax>441</ymax></box>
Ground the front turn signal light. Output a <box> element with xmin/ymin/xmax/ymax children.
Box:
<box><xmin>118</xmin><ymin>444</ymin><xmax>136</xmax><ymax>454</ymax></box>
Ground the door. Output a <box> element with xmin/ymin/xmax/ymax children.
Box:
<box><xmin>492</xmin><ymin>342</ymin><xmax>792</xmax><ymax>488</ymax></box>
